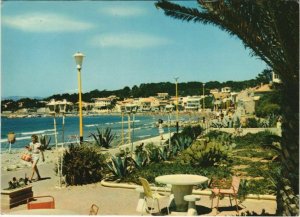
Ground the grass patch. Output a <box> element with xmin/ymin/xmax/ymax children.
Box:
<box><xmin>123</xmin><ymin>162</ymin><xmax>232</xmax><ymax>185</ymax></box>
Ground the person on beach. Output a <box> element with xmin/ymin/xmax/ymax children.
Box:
<box><xmin>25</xmin><ymin>134</ymin><xmax>44</xmax><ymax>182</ymax></box>
<box><xmin>158</xmin><ymin>119</ymin><xmax>164</xmax><ymax>140</ymax></box>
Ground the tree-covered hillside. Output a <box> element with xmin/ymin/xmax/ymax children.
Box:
<box><xmin>2</xmin><ymin>69</ymin><xmax>272</xmax><ymax>111</ymax></box>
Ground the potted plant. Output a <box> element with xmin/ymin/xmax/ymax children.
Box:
<box><xmin>1</xmin><ymin>177</ymin><xmax>33</xmax><ymax>209</ymax></box>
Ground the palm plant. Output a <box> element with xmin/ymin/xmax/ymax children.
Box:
<box><xmin>39</xmin><ymin>135</ymin><xmax>51</xmax><ymax>151</ymax></box>
<box><xmin>155</xmin><ymin>1</ymin><xmax>298</xmax><ymax>215</ymax></box>
<box><xmin>89</xmin><ymin>127</ymin><xmax>116</xmax><ymax>149</ymax></box>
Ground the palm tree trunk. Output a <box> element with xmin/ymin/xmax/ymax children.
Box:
<box><xmin>277</xmin><ymin>79</ymin><xmax>299</xmax><ymax>216</ymax></box>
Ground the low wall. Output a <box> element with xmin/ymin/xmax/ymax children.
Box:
<box><xmin>100</xmin><ymin>180</ymin><xmax>276</xmax><ymax>201</ymax></box>
<box><xmin>210</xmin><ymin>127</ymin><xmax>281</xmax><ymax>136</ymax></box>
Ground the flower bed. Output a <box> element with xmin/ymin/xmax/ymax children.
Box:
<box><xmin>1</xmin><ymin>185</ymin><xmax>33</xmax><ymax>209</ymax></box>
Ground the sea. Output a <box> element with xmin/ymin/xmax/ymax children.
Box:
<box><xmin>1</xmin><ymin>114</ymin><xmax>198</xmax><ymax>152</ymax></box>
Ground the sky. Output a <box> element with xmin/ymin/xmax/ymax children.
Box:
<box><xmin>1</xmin><ymin>1</ymin><xmax>268</xmax><ymax>98</ymax></box>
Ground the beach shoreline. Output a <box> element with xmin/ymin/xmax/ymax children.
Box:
<box><xmin>1</xmin><ymin>148</ymin><xmax>59</xmax><ymax>174</ymax></box>
<box><xmin>1</xmin><ymin>132</ymin><xmax>172</xmax><ymax>176</ymax></box>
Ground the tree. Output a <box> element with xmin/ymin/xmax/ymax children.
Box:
<box><xmin>131</xmin><ymin>85</ymin><xmax>140</xmax><ymax>98</ymax></box>
<box><xmin>256</xmin><ymin>69</ymin><xmax>272</xmax><ymax>84</ymax></box>
<box><xmin>155</xmin><ymin>0</ymin><xmax>299</xmax><ymax>215</ymax></box>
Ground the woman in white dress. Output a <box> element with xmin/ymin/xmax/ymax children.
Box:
<box><xmin>26</xmin><ymin>134</ymin><xmax>44</xmax><ymax>182</ymax></box>
<box><xmin>158</xmin><ymin>119</ymin><xmax>164</xmax><ymax>140</ymax></box>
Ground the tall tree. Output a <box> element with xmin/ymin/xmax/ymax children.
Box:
<box><xmin>155</xmin><ymin>0</ymin><xmax>299</xmax><ymax>215</ymax></box>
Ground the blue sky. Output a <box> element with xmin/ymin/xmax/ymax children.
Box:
<box><xmin>1</xmin><ymin>1</ymin><xmax>267</xmax><ymax>98</ymax></box>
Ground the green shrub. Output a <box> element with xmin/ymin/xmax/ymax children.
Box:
<box><xmin>181</xmin><ymin>125</ymin><xmax>202</xmax><ymax>140</ymax></box>
<box><xmin>234</xmin><ymin>131</ymin><xmax>277</xmax><ymax>148</ymax></box>
<box><xmin>205</xmin><ymin>131</ymin><xmax>232</xmax><ymax>141</ymax></box>
<box><xmin>178</xmin><ymin>140</ymin><xmax>231</xmax><ymax>167</ymax></box>
<box><xmin>62</xmin><ymin>144</ymin><xmax>107</xmax><ymax>185</ymax></box>
<box><xmin>242</xmin><ymin>179</ymin><xmax>276</xmax><ymax>195</ymax></box>
<box><xmin>89</xmin><ymin>127</ymin><xmax>116</xmax><ymax>149</ymax></box>
<box><xmin>145</xmin><ymin>142</ymin><xmax>161</xmax><ymax>163</ymax></box>
<box><xmin>246</xmin><ymin>118</ymin><xmax>259</xmax><ymax>128</ymax></box>
<box><xmin>123</xmin><ymin>162</ymin><xmax>231</xmax><ymax>185</ymax></box>
<box><xmin>170</xmin><ymin>135</ymin><xmax>193</xmax><ymax>156</ymax></box>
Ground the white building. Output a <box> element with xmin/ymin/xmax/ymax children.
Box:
<box><xmin>221</xmin><ymin>87</ymin><xmax>231</xmax><ymax>93</ymax></box>
<box><xmin>210</xmin><ymin>89</ymin><xmax>219</xmax><ymax>94</ymax></box>
<box><xmin>157</xmin><ymin>93</ymin><xmax>169</xmax><ymax>99</ymax></box>
<box><xmin>93</xmin><ymin>98</ymin><xmax>112</xmax><ymax>112</ymax></box>
<box><xmin>185</xmin><ymin>96</ymin><xmax>201</xmax><ymax>111</ymax></box>
<box><xmin>272</xmin><ymin>71</ymin><xmax>282</xmax><ymax>83</ymax></box>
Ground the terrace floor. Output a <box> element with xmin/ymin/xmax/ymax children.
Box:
<box><xmin>1</xmin><ymin>162</ymin><xmax>276</xmax><ymax>216</ymax></box>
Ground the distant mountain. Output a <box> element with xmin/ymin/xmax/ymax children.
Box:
<box><xmin>2</xmin><ymin>96</ymin><xmax>44</xmax><ymax>101</ymax></box>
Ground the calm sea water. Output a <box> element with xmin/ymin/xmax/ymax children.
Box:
<box><xmin>1</xmin><ymin>114</ymin><xmax>184</xmax><ymax>151</ymax></box>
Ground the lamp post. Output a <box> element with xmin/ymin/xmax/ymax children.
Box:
<box><xmin>165</xmin><ymin>105</ymin><xmax>174</xmax><ymax>149</ymax></box>
<box><xmin>47</xmin><ymin>99</ymin><xmax>58</xmax><ymax>150</ymax></box>
<box><xmin>174</xmin><ymin>77</ymin><xmax>179</xmax><ymax>133</ymax></box>
<box><xmin>121</xmin><ymin>111</ymin><xmax>124</xmax><ymax>146</ymax></box>
<box><xmin>203</xmin><ymin>83</ymin><xmax>205</xmax><ymax>111</ymax></box>
<box><xmin>46</xmin><ymin>99</ymin><xmax>62</xmax><ymax>187</ymax></box>
<box><xmin>125</xmin><ymin>104</ymin><xmax>137</xmax><ymax>157</ymax></box>
<box><xmin>73</xmin><ymin>52</ymin><xmax>85</xmax><ymax>144</ymax></box>
<box><xmin>59</xmin><ymin>99</ymin><xmax>68</xmax><ymax>147</ymax></box>
<box><xmin>58</xmin><ymin>100</ymin><xmax>68</xmax><ymax>188</ymax></box>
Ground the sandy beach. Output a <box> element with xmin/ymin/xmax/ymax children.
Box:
<box><xmin>1</xmin><ymin>149</ymin><xmax>57</xmax><ymax>175</ymax></box>
<box><xmin>1</xmin><ymin>132</ymin><xmax>172</xmax><ymax>183</ymax></box>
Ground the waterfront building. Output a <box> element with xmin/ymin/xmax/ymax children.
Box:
<box><xmin>210</xmin><ymin>88</ymin><xmax>219</xmax><ymax>94</ymax></box>
<box><xmin>185</xmin><ymin>96</ymin><xmax>201</xmax><ymax>111</ymax></box>
<box><xmin>272</xmin><ymin>71</ymin><xmax>282</xmax><ymax>84</ymax></box>
<box><xmin>138</xmin><ymin>97</ymin><xmax>158</xmax><ymax>112</ymax></box>
<box><xmin>157</xmin><ymin>92</ymin><xmax>169</xmax><ymax>99</ymax></box>
<box><xmin>93</xmin><ymin>98</ymin><xmax>112</xmax><ymax>113</ymax></box>
<box><xmin>212</xmin><ymin>92</ymin><xmax>231</xmax><ymax>111</ymax></box>
<box><xmin>253</xmin><ymin>83</ymin><xmax>273</xmax><ymax>96</ymax></box>
<box><xmin>221</xmin><ymin>87</ymin><xmax>231</xmax><ymax>93</ymax></box>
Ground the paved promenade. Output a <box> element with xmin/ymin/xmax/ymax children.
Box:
<box><xmin>1</xmin><ymin>133</ymin><xmax>276</xmax><ymax>215</ymax></box>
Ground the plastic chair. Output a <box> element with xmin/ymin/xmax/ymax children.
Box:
<box><xmin>139</xmin><ymin>177</ymin><xmax>170</xmax><ymax>215</ymax></box>
<box><xmin>27</xmin><ymin>196</ymin><xmax>55</xmax><ymax>209</ymax></box>
<box><xmin>89</xmin><ymin>204</ymin><xmax>99</xmax><ymax>215</ymax></box>
<box><xmin>211</xmin><ymin>176</ymin><xmax>241</xmax><ymax>214</ymax></box>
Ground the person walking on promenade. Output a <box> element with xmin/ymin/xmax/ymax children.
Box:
<box><xmin>158</xmin><ymin>119</ymin><xmax>164</xmax><ymax>140</ymax></box>
<box><xmin>25</xmin><ymin>134</ymin><xmax>44</xmax><ymax>182</ymax></box>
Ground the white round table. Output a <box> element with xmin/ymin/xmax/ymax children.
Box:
<box><xmin>155</xmin><ymin>174</ymin><xmax>208</xmax><ymax>212</ymax></box>
<box><xmin>8</xmin><ymin>208</ymin><xmax>79</xmax><ymax>215</ymax></box>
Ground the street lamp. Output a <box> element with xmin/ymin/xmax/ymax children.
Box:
<box><xmin>125</xmin><ymin>103</ymin><xmax>137</xmax><ymax>156</ymax></box>
<box><xmin>203</xmin><ymin>83</ymin><xmax>205</xmax><ymax>111</ymax></box>
<box><xmin>174</xmin><ymin>77</ymin><xmax>179</xmax><ymax>133</ymax></box>
<box><xmin>47</xmin><ymin>99</ymin><xmax>65</xmax><ymax>188</ymax></box>
<box><xmin>73</xmin><ymin>52</ymin><xmax>85</xmax><ymax>143</ymax></box>
<box><xmin>165</xmin><ymin>105</ymin><xmax>174</xmax><ymax>149</ymax></box>
<box><xmin>47</xmin><ymin>99</ymin><xmax>59</xmax><ymax>150</ymax></box>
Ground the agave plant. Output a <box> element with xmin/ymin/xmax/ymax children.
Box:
<box><xmin>175</xmin><ymin>135</ymin><xmax>193</xmax><ymax>150</ymax></box>
<box><xmin>107</xmin><ymin>155</ymin><xmax>132</xmax><ymax>181</ymax></box>
<box><xmin>39</xmin><ymin>135</ymin><xmax>51</xmax><ymax>151</ymax></box>
<box><xmin>145</xmin><ymin>143</ymin><xmax>161</xmax><ymax>163</ymax></box>
<box><xmin>158</xmin><ymin>146</ymin><xmax>170</xmax><ymax>161</ymax></box>
<box><xmin>132</xmin><ymin>152</ymin><xmax>148</xmax><ymax>169</ymax></box>
<box><xmin>89</xmin><ymin>127</ymin><xmax>115</xmax><ymax>149</ymax></box>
